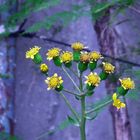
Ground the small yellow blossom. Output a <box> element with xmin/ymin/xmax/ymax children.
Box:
<box><xmin>112</xmin><ymin>93</ymin><xmax>126</xmax><ymax>110</ymax></box>
<box><xmin>60</xmin><ymin>51</ymin><xmax>73</xmax><ymax>63</ymax></box>
<box><xmin>89</xmin><ymin>51</ymin><xmax>103</xmax><ymax>61</ymax></box>
<box><xmin>26</xmin><ymin>46</ymin><xmax>41</xmax><ymax>59</ymax></box>
<box><xmin>80</xmin><ymin>52</ymin><xmax>90</xmax><ymax>63</ymax></box>
<box><xmin>46</xmin><ymin>48</ymin><xmax>60</xmax><ymax>60</ymax></box>
<box><xmin>40</xmin><ymin>64</ymin><xmax>48</xmax><ymax>73</ymax></box>
<box><xmin>119</xmin><ymin>78</ymin><xmax>135</xmax><ymax>90</ymax></box>
<box><xmin>85</xmin><ymin>72</ymin><xmax>101</xmax><ymax>87</ymax></box>
<box><xmin>102</xmin><ymin>62</ymin><xmax>115</xmax><ymax>74</ymax></box>
<box><xmin>45</xmin><ymin>73</ymin><xmax>63</xmax><ymax>90</ymax></box>
<box><xmin>71</xmin><ymin>42</ymin><xmax>84</xmax><ymax>51</ymax></box>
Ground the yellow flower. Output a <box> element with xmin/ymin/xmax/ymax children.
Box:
<box><xmin>119</xmin><ymin>78</ymin><xmax>135</xmax><ymax>90</ymax></box>
<box><xmin>80</xmin><ymin>52</ymin><xmax>90</xmax><ymax>63</ymax></box>
<box><xmin>45</xmin><ymin>73</ymin><xmax>63</xmax><ymax>90</ymax></box>
<box><xmin>40</xmin><ymin>64</ymin><xmax>48</xmax><ymax>73</ymax></box>
<box><xmin>71</xmin><ymin>42</ymin><xmax>84</xmax><ymax>51</ymax></box>
<box><xmin>26</xmin><ymin>46</ymin><xmax>41</xmax><ymax>59</ymax></box>
<box><xmin>46</xmin><ymin>48</ymin><xmax>60</xmax><ymax>60</ymax></box>
<box><xmin>60</xmin><ymin>51</ymin><xmax>73</xmax><ymax>63</ymax></box>
<box><xmin>85</xmin><ymin>72</ymin><xmax>101</xmax><ymax>87</ymax></box>
<box><xmin>102</xmin><ymin>62</ymin><xmax>115</xmax><ymax>74</ymax></box>
<box><xmin>112</xmin><ymin>93</ymin><xmax>126</xmax><ymax>110</ymax></box>
<box><xmin>89</xmin><ymin>51</ymin><xmax>103</xmax><ymax>61</ymax></box>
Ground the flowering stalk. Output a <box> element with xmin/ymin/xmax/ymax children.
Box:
<box><xmin>26</xmin><ymin>44</ymin><xmax>135</xmax><ymax>140</ymax></box>
<box><xmin>58</xmin><ymin>91</ymin><xmax>80</xmax><ymax>122</ymax></box>
<box><xmin>79</xmin><ymin>72</ymin><xmax>86</xmax><ymax>140</ymax></box>
<box><xmin>62</xmin><ymin>66</ymin><xmax>81</xmax><ymax>93</ymax></box>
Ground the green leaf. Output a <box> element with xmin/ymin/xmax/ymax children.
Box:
<box><xmin>67</xmin><ymin>115</ymin><xmax>80</xmax><ymax>127</ymax></box>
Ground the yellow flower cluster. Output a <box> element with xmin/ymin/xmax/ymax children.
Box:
<box><xmin>45</xmin><ymin>73</ymin><xmax>63</xmax><ymax>90</ymax></box>
<box><xmin>71</xmin><ymin>42</ymin><xmax>84</xmax><ymax>51</ymax></box>
<box><xmin>80</xmin><ymin>52</ymin><xmax>89</xmax><ymax>63</ymax></box>
<box><xmin>102</xmin><ymin>62</ymin><xmax>115</xmax><ymax>74</ymax></box>
<box><xmin>89</xmin><ymin>51</ymin><xmax>102</xmax><ymax>61</ymax></box>
<box><xmin>112</xmin><ymin>93</ymin><xmax>125</xmax><ymax>110</ymax></box>
<box><xmin>85</xmin><ymin>72</ymin><xmax>101</xmax><ymax>87</ymax></box>
<box><xmin>46</xmin><ymin>48</ymin><xmax>60</xmax><ymax>60</ymax></box>
<box><xmin>26</xmin><ymin>46</ymin><xmax>41</xmax><ymax>59</ymax></box>
<box><xmin>119</xmin><ymin>78</ymin><xmax>135</xmax><ymax>90</ymax></box>
<box><xmin>40</xmin><ymin>64</ymin><xmax>48</xmax><ymax>73</ymax></box>
<box><xmin>60</xmin><ymin>51</ymin><xmax>73</xmax><ymax>63</ymax></box>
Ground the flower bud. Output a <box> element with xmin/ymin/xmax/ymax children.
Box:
<box><xmin>55</xmin><ymin>84</ymin><xmax>63</xmax><ymax>92</ymax></box>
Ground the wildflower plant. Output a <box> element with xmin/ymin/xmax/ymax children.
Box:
<box><xmin>26</xmin><ymin>42</ymin><xmax>135</xmax><ymax>140</ymax></box>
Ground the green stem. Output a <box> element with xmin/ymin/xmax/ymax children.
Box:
<box><xmin>79</xmin><ymin>72</ymin><xmax>86</xmax><ymax>140</ymax></box>
<box><xmin>62</xmin><ymin>66</ymin><xmax>81</xmax><ymax>93</ymax></box>
<box><xmin>63</xmin><ymin>89</ymin><xmax>81</xmax><ymax>97</ymax></box>
<box><xmin>59</xmin><ymin>92</ymin><xmax>80</xmax><ymax>122</ymax></box>
<box><xmin>79</xmin><ymin>72</ymin><xmax>83</xmax><ymax>91</ymax></box>
<box><xmin>69</xmin><ymin>67</ymin><xmax>79</xmax><ymax>78</ymax></box>
<box><xmin>86</xmin><ymin>99</ymin><xmax>112</xmax><ymax>114</ymax></box>
<box><xmin>80</xmin><ymin>96</ymin><xmax>86</xmax><ymax>140</ymax></box>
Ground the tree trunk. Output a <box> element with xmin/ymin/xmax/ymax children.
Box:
<box><xmin>93</xmin><ymin>6</ymin><xmax>132</xmax><ymax>140</ymax></box>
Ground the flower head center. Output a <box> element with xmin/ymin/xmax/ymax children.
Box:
<box><xmin>119</xmin><ymin>78</ymin><xmax>135</xmax><ymax>90</ymax></box>
<box><xmin>61</xmin><ymin>51</ymin><xmax>73</xmax><ymax>63</ymax></box>
<box><xmin>71</xmin><ymin>42</ymin><xmax>84</xmax><ymax>51</ymax></box>
<box><xmin>85</xmin><ymin>72</ymin><xmax>100</xmax><ymax>87</ymax></box>
<box><xmin>89</xmin><ymin>51</ymin><xmax>102</xmax><ymax>61</ymax></box>
<box><xmin>40</xmin><ymin>64</ymin><xmax>48</xmax><ymax>72</ymax></box>
<box><xmin>46</xmin><ymin>48</ymin><xmax>60</xmax><ymax>60</ymax></box>
<box><xmin>80</xmin><ymin>52</ymin><xmax>89</xmax><ymax>62</ymax></box>
<box><xmin>45</xmin><ymin>73</ymin><xmax>63</xmax><ymax>90</ymax></box>
<box><xmin>102</xmin><ymin>62</ymin><xmax>115</xmax><ymax>73</ymax></box>
<box><xmin>26</xmin><ymin>46</ymin><xmax>41</xmax><ymax>59</ymax></box>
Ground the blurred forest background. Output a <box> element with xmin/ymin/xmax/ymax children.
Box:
<box><xmin>0</xmin><ymin>0</ymin><xmax>140</xmax><ymax>140</ymax></box>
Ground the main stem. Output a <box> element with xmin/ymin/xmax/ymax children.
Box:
<box><xmin>79</xmin><ymin>72</ymin><xmax>86</xmax><ymax>140</ymax></box>
<box><xmin>80</xmin><ymin>96</ymin><xmax>86</xmax><ymax>140</ymax></box>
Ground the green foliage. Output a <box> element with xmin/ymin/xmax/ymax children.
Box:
<box><xmin>6</xmin><ymin>0</ymin><xmax>61</xmax><ymax>26</ymax></box>
<box><xmin>37</xmin><ymin>94</ymin><xmax>112</xmax><ymax>139</ymax></box>
<box><xmin>0</xmin><ymin>73</ymin><xmax>10</xmax><ymax>79</ymax></box>
<box><xmin>0</xmin><ymin>0</ymin><xmax>135</xmax><ymax>36</ymax></box>
<box><xmin>0</xmin><ymin>132</ymin><xmax>20</xmax><ymax>140</ymax></box>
